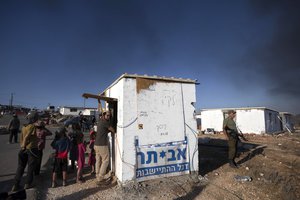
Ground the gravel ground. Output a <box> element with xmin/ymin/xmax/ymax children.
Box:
<box><xmin>2</xmin><ymin>115</ymin><xmax>299</xmax><ymax>200</ymax></box>
<box><xmin>33</xmin><ymin>131</ymin><xmax>300</xmax><ymax>200</ymax></box>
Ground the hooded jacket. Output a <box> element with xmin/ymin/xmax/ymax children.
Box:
<box><xmin>20</xmin><ymin>124</ymin><xmax>38</xmax><ymax>149</ymax></box>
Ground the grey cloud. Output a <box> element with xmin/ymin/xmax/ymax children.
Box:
<box><xmin>239</xmin><ymin>1</ymin><xmax>300</xmax><ymax>99</ymax></box>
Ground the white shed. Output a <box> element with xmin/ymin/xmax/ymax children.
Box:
<box><xmin>59</xmin><ymin>106</ymin><xmax>97</xmax><ymax>116</ymax></box>
<box><xmin>83</xmin><ymin>74</ymin><xmax>199</xmax><ymax>184</ymax></box>
<box><xmin>201</xmin><ymin>107</ymin><xmax>282</xmax><ymax>134</ymax></box>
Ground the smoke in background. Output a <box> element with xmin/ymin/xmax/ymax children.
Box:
<box><xmin>251</xmin><ymin>0</ymin><xmax>300</xmax><ymax>95</ymax></box>
<box><xmin>235</xmin><ymin>0</ymin><xmax>300</xmax><ymax>113</ymax></box>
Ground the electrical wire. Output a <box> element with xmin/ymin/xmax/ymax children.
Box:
<box><xmin>180</xmin><ymin>83</ymin><xmax>196</xmax><ymax>173</ymax></box>
<box><xmin>185</xmin><ymin>123</ymin><xmax>199</xmax><ymax>172</ymax></box>
<box><xmin>115</xmin><ymin>135</ymin><xmax>135</xmax><ymax>169</ymax></box>
<box><xmin>117</xmin><ymin>117</ymin><xmax>138</xmax><ymax>128</ymax></box>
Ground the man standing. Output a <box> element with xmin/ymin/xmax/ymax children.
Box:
<box><xmin>94</xmin><ymin>111</ymin><xmax>116</xmax><ymax>185</ymax></box>
<box><xmin>8</xmin><ymin>113</ymin><xmax>20</xmax><ymax>144</ymax></box>
<box><xmin>12</xmin><ymin>112</ymin><xmax>39</xmax><ymax>191</ymax></box>
<box><xmin>223</xmin><ymin>110</ymin><xmax>239</xmax><ymax>168</ymax></box>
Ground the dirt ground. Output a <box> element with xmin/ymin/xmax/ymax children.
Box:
<box><xmin>35</xmin><ymin>129</ymin><xmax>299</xmax><ymax>200</ymax></box>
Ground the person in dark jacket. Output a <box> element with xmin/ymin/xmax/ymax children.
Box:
<box><xmin>8</xmin><ymin>113</ymin><xmax>20</xmax><ymax>144</ymax></box>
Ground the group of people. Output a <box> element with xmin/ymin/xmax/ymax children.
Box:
<box><xmin>50</xmin><ymin>123</ymin><xmax>87</xmax><ymax>187</ymax></box>
<box><xmin>11</xmin><ymin>110</ymin><xmax>116</xmax><ymax>192</ymax></box>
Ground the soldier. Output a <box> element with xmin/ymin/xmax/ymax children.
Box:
<box><xmin>223</xmin><ymin>110</ymin><xmax>239</xmax><ymax>168</ymax></box>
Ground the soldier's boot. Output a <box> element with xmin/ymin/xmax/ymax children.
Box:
<box><xmin>229</xmin><ymin>160</ymin><xmax>238</xmax><ymax>168</ymax></box>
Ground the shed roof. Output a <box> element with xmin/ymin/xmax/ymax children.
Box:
<box><xmin>201</xmin><ymin>107</ymin><xmax>279</xmax><ymax>113</ymax></box>
<box><xmin>101</xmin><ymin>73</ymin><xmax>198</xmax><ymax>95</ymax></box>
<box><xmin>279</xmin><ymin>112</ymin><xmax>292</xmax><ymax>115</ymax></box>
<box><xmin>60</xmin><ymin>106</ymin><xmax>97</xmax><ymax>110</ymax></box>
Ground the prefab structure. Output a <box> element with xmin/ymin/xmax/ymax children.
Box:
<box><xmin>59</xmin><ymin>106</ymin><xmax>97</xmax><ymax>116</ymax></box>
<box><xmin>195</xmin><ymin>110</ymin><xmax>201</xmax><ymax>130</ymax></box>
<box><xmin>279</xmin><ymin>112</ymin><xmax>294</xmax><ymax>132</ymax></box>
<box><xmin>201</xmin><ymin>107</ymin><xmax>282</xmax><ymax>134</ymax></box>
<box><xmin>83</xmin><ymin>74</ymin><xmax>199</xmax><ymax>184</ymax></box>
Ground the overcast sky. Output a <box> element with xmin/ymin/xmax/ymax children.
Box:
<box><xmin>0</xmin><ymin>0</ymin><xmax>299</xmax><ymax>114</ymax></box>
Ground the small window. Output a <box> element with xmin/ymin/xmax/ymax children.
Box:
<box><xmin>70</xmin><ymin>108</ymin><xmax>77</xmax><ymax>112</ymax></box>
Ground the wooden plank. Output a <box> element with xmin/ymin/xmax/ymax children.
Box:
<box><xmin>82</xmin><ymin>93</ymin><xmax>118</xmax><ymax>102</ymax></box>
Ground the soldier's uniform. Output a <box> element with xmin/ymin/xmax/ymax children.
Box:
<box><xmin>223</xmin><ymin>113</ymin><xmax>238</xmax><ymax>167</ymax></box>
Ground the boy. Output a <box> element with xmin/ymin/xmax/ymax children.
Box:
<box><xmin>51</xmin><ymin>127</ymin><xmax>70</xmax><ymax>187</ymax></box>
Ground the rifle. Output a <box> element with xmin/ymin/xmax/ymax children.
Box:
<box><xmin>237</xmin><ymin>126</ymin><xmax>248</xmax><ymax>141</ymax></box>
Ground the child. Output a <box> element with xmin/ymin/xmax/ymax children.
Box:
<box><xmin>35</xmin><ymin>120</ymin><xmax>52</xmax><ymax>175</ymax></box>
<box><xmin>73</xmin><ymin>123</ymin><xmax>86</xmax><ymax>183</ymax></box>
<box><xmin>88</xmin><ymin>129</ymin><xmax>96</xmax><ymax>175</ymax></box>
<box><xmin>51</xmin><ymin>127</ymin><xmax>70</xmax><ymax>187</ymax></box>
<box><xmin>68</xmin><ymin>124</ymin><xmax>78</xmax><ymax>171</ymax></box>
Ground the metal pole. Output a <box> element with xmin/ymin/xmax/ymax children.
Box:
<box><xmin>10</xmin><ymin>93</ymin><xmax>14</xmax><ymax>111</ymax></box>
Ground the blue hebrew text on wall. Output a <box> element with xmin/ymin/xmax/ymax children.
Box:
<box><xmin>136</xmin><ymin>140</ymin><xmax>189</xmax><ymax>180</ymax></box>
<box><xmin>136</xmin><ymin>163</ymin><xmax>190</xmax><ymax>178</ymax></box>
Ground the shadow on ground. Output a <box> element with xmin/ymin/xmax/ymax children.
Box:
<box><xmin>198</xmin><ymin>137</ymin><xmax>264</xmax><ymax>175</ymax></box>
<box><xmin>173</xmin><ymin>184</ymin><xmax>206</xmax><ymax>200</ymax></box>
<box><xmin>56</xmin><ymin>180</ymin><xmax>117</xmax><ymax>200</ymax></box>
<box><xmin>0</xmin><ymin>178</ymin><xmax>16</xmax><ymax>196</ymax></box>
<box><xmin>35</xmin><ymin>153</ymin><xmax>104</xmax><ymax>200</ymax></box>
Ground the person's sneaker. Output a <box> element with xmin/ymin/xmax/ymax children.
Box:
<box><xmin>24</xmin><ymin>183</ymin><xmax>33</xmax><ymax>190</ymax></box>
<box><xmin>90</xmin><ymin>171</ymin><xmax>96</xmax><ymax>176</ymax></box>
<box><xmin>7</xmin><ymin>142</ymin><xmax>12</xmax><ymax>144</ymax></box>
<box><xmin>77</xmin><ymin>177</ymin><xmax>85</xmax><ymax>184</ymax></box>
<box><xmin>80</xmin><ymin>177</ymin><xmax>86</xmax><ymax>182</ymax></box>
<box><xmin>51</xmin><ymin>181</ymin><xmax>56</xmax><ymax>188</ymax></box>
<box><xmin>11</xmin><ymin>184</ymin><xmax>21</xmax><ymax>192</ymax></box>
<box><xmin>96</xmin><ymin>179</ymin><xmax>106</xmax><ymax>186</ymax></box>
